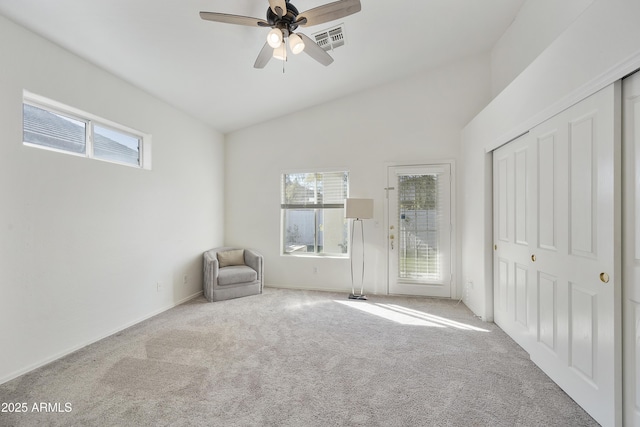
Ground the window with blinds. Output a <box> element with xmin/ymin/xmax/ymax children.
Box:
<box><xmin>22</xmin><ymin>91</ymin><xmax>149</xmax><ymax>169</ymax></box>
<box><xmin>397</xmin><ymin>173</ymin><xmax>443</xmax><ymax>280</ymax></box>
<box><xmin>281</xmin><ymin>171</ymin><xmax>349</xmax><ymax>256</ymax></box>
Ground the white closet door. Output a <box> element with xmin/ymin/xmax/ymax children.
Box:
<box><xmin>493</xmin><ymin>133</ymin><xmax>537</xmax><ymax>350</ymax></box>
<box><xmin>493</xmin><ymin>83</ymin><xmax>622</xmax><ymax>427</ymax></box>
<box><xmin>623</xmin><ymin>71</ymin><xmax>640</xmax><ymax>427</ymax></box>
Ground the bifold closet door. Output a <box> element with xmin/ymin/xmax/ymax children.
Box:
<box><xmin>493</xmin><ymin>83</ymin><xmax>621</xmax><ymax>427</ymax></box>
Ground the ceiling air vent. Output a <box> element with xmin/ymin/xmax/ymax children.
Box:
<box><xmin>312</xmin><ymin>24</ymin><xmax>345</xmax><ymax>52</ymax></box>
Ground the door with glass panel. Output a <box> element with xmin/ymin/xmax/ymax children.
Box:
<box><xmin>387</xmin><ymin>164</ymin><xmax>452</xmax><ymax>297</ymax></box>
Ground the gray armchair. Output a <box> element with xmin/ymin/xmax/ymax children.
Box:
<box><xmin>203</xmin><ymin>247</ymin><xmax>263</xmax><ymax>302</ymax></box>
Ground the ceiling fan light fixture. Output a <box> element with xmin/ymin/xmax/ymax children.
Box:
<box><xmin>200</xmin><ymin>0</ymin><xmax>362</xmax><ymax>68</ymax></box>
<box><xmin>267</xmin><ymin>28</ymin><xmax>283</xmax><ymax>48</ymax></box>
<box><xmin>289</xmin><ymin>33</ymin><xmax>305</xmax><ymax>54</ymax></box>
<box><xmin>273</xmin><ymin>43</ymin><xmax>287</xmax><ymax>61</ymax></box>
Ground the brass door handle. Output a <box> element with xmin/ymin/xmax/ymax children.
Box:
<box><xmin>600</xmin><ymin>272</ymin><xmax>610</xmax><ymax>283</ymax></box>
<box><xmin>531</xmin><ymin>254</ymin><xmax>536</xmax><ymax>262</ymax></box>
<box><xmin>390</xmin><ymin>234</ymin><xmax>394</xmax><ymax>250</ymax></box>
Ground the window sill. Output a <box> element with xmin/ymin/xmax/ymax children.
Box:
<box><xmin>281</xmin><ymin>252</ymin><xmax>349</xmax><ymax>259</ymax></box>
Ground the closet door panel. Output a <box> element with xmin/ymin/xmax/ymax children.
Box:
<box><xmin>537</xmin><ymin>132</ymin><xmax>557</xmax><ymax>251</ymax></box>
<box><xmin>623</xmin><ymin>71</ymin><xmax>640</xmax><ymax>427</ymax></box>
<box><xmin>494</xmin><ymin>82</ymin><xmax>621</xmax><ymax>427</ymax></box>
<box><xmin>493</xmin><ymin>134</ymin><xmax>536</xmax><ymax>347</ymax></box>
<box><xmin>569</xmin><ymin>115</ymin><xmax>597</xmax><ymax>258</ymax></box>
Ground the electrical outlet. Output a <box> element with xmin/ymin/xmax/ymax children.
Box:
<box><xmin>183</xmin><ymin>274</ymin><xmax>188</xmax><ymax>285</ymax></box>
<box><xmin>313</xmin><ymin>267</ymin><xmax>318</xmax><ymax>275</ymax></box>
<box><xmin>464</xmin><ymin>280</ymin><xmax>472</xmax><ymax>302</ymax></box>
<box><xmin>156</xmin><ymin>282</ymin><xmax>162</xmax><ymax>292</ymax></box>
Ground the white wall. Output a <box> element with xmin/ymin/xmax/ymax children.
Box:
<box><xmin>490</xmin><ymin>0</ymin><xmax>595</xmax><ymax>97</ymax></box>
<box><xmin>225</xmin><ymin>54</ymin><xmax>491</xmax><ymax>296</ymax></box>
<box><xmin>461</xmin><ymin>0</ymin><xmax>640</xmax><ymax>319</ymax></box>
<box><xmin>0</xmin><ymin>15</ymin><xmax>225</xmax><ymax>383</ymax></box>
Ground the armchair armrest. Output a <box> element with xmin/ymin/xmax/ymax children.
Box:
<box><xmin>244</xmin><ymin>249</ymin><xmax>263</xmax><ymax>290</ymax></box>
<box><xmin>203</xmin><ymin>250</ymin><xmax>220</xmax><ymax>302</ymax></box>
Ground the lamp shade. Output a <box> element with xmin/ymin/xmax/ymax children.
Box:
<box><xmin>267</xmin><ymin>28</ymin><xmax>283</xmax><ymax>48</ymax></box>
<box><xmin>344</xmin><ymin>198</ymin><xmax>374</xmax><ymax>219</ymax></box>
<box><xmin>289</xmin><ymin>33</ymin><xmax>305</xmax><ymax>54</ymax></box>
<box><xmin>273</xmin><ymin>43</ymin><xmax>287</xmax><ymax>61</ymax></box>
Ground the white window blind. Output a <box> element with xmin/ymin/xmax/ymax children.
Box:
<box><xmin>22</xmin><ymin>91</ymin><xmax>150</xmax><ymax>169</ymax></box>
<box><xmin>23</xmin><ymin>103</ymin><xmax>87</xmax><ymax>155</ymax></box>
<box><xmin>281</xmin><ymin>172</ymin><xmax>348</xmax><ymax>208</ymax></box>
<box><xmin>397</xmin><ymin>172</ymin><xmax>446</xmax><ymax>281</ymax></box>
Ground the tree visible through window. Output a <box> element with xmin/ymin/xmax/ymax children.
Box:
<box><xmin>281</xmin><ymin>171</ymin><xmax>349</xmax><ymax>256</ymax></box>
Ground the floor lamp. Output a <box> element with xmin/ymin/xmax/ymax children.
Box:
<box><xmin>344</xmin><ymin>198</ymin><xmax>374</xmax><ymax>300</ymax></box>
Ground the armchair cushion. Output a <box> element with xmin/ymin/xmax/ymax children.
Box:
<box><xmin>217</xmin><ymin>249</ymin><xmax>245</xmax><ymax>268</ymax></box>
<box><xmin>218</xmin><ymin>265</ymin><xmax>257</xmax><ymax>286</ymax></box>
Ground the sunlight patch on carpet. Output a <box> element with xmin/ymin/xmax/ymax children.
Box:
<box><xmin>335</xmin><ymin>301</ymin><xmax>489</xmax><ymax>332</ymax></box>
<box><xmin>336</xmin><ymin>300</ymin><xmax>445</xmax><ymax>327</ymax></box>
<box><xmin>376</xmin><ymin>304</ymin><xmax>490</xmax><ymax>332</ymax></box>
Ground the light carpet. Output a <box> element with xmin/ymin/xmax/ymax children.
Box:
<box><xmin>0</xmin><ymin>288</ymin><xmax>598</xmax><ymax>426</ymax></box>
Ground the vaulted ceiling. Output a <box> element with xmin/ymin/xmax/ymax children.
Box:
<box><xmin>0</xmin><ymin>0</ymin><xmax>525</xmax><ymax>133</ymax></box>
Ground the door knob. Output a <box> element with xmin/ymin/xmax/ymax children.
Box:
<box><xmin>389</xmin><ymin>234</ymin><xmax>394</xmax><ymax>250</ymax></box>
<box><xmin>531</xmin><ymin>254</ymin><xmax>536</xmax><ymax>262</ymax></box>
<box><xmin>600</xmin><ymin>272</ymin><xmax>610</xmax><ymax>283</ymax></box>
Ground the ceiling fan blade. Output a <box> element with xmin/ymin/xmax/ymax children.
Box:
<box><xmin>200</xmin><ymin>12</ymin><xmax>269</xmax><ymax>27</ymax></box>
<box><xmin>268</xmin><ymin>0</ymin><xmax>287</xmax><ymax>18</ymax></box>
<box><xmin>254</xmin><ymin>42</ymin><xmax>273</xmax><ymax>69</ymax></box>
<box><xmin>297</xmin><ymin>0</ymin><xmax>361</xmax><ymax>27</ymax></box>
<box><xmin>298</xmin><ymin>33</ymin><xmax>334</xmax><ymax>66</ymax></box>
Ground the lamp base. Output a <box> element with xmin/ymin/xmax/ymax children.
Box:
<box><xmin>348</xmin><ymin>293</ymin><xmax>367</xmax><ymax>300</ymax></box>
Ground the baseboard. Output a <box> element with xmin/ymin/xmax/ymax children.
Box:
<box><xmin>0</xmin><ymin>290</ymin><xmax>203</xmax><ymax>386</ymax></box>
<box><xmin>265</xmin><ymin>283</ymin><xmax>349</xmax><ymax>294</ymax></box>
<box><xmin>265</xmin><ymin>283</ymin><xmax>384</xmax><ymax>296</ymax></box>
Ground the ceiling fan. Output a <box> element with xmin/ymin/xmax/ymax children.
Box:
<box><xmin>199</xmin><ymin>0</ymin><xmax>362</xmax><ymax>68</ymax></box>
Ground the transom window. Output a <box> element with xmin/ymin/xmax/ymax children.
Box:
<box><xmin>281</xmin><ymin>171</ymin><xmax>349</xmax><ymax>257</ymax></box>
<box><xmin>22</xmin><ymin>91</ymin><xmax>150</xmax><ymax>169</ymax></box>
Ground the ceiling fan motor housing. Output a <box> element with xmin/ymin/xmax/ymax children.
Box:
<box><xmin>266</xmin><ymin>2</ymin><xmax>300</xmax><ymax>33</ymax></box>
